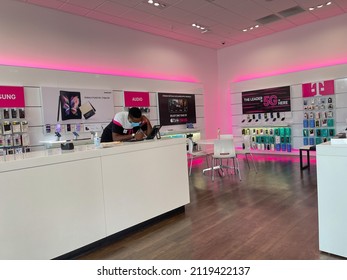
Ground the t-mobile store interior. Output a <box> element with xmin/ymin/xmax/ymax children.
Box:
<box><xmin>1</xmin><ymin>0</ymin><xmax>347</xmax><ymax>265</ymax></box>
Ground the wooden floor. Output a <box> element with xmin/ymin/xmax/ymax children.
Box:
<box><xmin>77</xmin><ymin>154</ymin><xmax>343</xmax><ymax>260</ymax></box>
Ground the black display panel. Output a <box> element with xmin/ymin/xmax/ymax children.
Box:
<box><xmin>242</xmin><ymin>86</ymin><xmax>291</xmax><ymax>114</ymax></box>
<box><xmin>158</xmin><ymin>93</ymin><xmax>196</xmax><ymax>125</ymax></box>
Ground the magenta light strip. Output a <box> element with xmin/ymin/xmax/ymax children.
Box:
<box><xmin>0</xmin><ymin>62</ymin><xmax>199</xmax><ymax>84</ymax></box>
<box><xmin>188</xmin><ymin>153</ymin><xmax>317</xmax><ymax>169</ymax></box>
<box><xmin>233</xmin><ymin>59</ymin><xmax>347</xmax><ymax>83</ymax></box>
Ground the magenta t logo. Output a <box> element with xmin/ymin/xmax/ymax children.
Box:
<box><xmin>302</xmin><ymin>80</ymin><xmax>334</xmax><ymax>97</ymax></box>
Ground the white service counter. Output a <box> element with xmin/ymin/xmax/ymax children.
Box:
<box><xmin>316</xmin><ymin>142</ymin><xmax>347</xmax><ymax>258</ymax></box>
<box><xmin>0</xmin><ymin>138</ymin><xmax>190</xmax><ymax>259</ymax></box>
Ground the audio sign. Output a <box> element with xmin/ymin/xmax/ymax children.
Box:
<box><xmin>242</xmin><ymin>86</ymin><xmax>291</xmax><ymax>114</ymax></box>
<box><xmin>124</xmin><ymin>91</ymin><xmax>150</xmax><ymax>107</ymax></box>
<box><xmin>0</xmin><ymin>86</ymin><xmax>25</xmax><ymax>108</ymax></box>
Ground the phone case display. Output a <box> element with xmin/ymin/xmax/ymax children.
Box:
<box><xmin>242</xmin><ymin>126</ymin><xmax>292</xmax><ymax>152</ymax></box>
<box><xmin>0</xmin><ymin>108</ymin><xmax>30</xmax><ymax>155</ymax></box>
<box><xmin>302</xmin><ymin>96</ymin><xmax>335</xmax><ymax>146</ymax></box>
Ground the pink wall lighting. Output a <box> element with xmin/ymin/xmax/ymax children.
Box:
<box><xmin>233</xmin><ymin>59</ymin><xmax>347</xmax><ymax>83</ymax></box>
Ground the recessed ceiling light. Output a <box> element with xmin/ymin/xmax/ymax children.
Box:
<box><xmin>191</xmin><ymin>23</ymin><xmax>209</xmax><ymax>33</ymax></box>
<box><xmin>308</xmin><ymin>1</ymin><xmax>333</xmax><ymax>11</ymax></box>
<box><xmin>242</xmin><ymin>24</ymin><xmax>260</xmax><ymax>32</ymax></box>
<box><xmin>147</xmin><ymin>0</ymin><xmax>166</xmax><ymax>9</ymax></box>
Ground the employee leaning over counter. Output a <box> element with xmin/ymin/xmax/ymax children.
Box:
<box><xmin>101</xmin><ymin>107</ymin><xmax>153</xmax><ymax>142</ymax></box>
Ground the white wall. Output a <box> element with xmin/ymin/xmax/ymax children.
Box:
<box><xmin>0</xmin><ymin>0</ymin><xmax>217</xmax><ymax>136</ymax></box>
<box><xmin>217</xmin><ymin>13</ymin><xmax>347</xmax><ymax>139</ymax></box>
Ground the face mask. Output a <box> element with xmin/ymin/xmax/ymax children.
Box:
<box><xmin>130</xmin><ymin>122</ymin><xmax>141</xmax><ymax>127</ymax></box>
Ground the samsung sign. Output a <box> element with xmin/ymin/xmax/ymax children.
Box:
<box><xmin>0</xmin><ymin>86</ymin><xmax>25</xmax><ymax>108</ymax></box>
<box><xmin>0</xmin><ymin>94</ymin><xmax>17</xmax><ymax>100</ymax></box>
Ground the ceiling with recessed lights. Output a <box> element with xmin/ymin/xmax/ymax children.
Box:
<box><xmin>14</xmin><ymin>0</ymin><xmax>347</xmax><ymax>49</ymax></box>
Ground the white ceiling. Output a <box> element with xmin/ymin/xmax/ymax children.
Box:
<box><xmin>15</xmin><ymin>0</ymin><xmax>347</xmax><ymax>49</ymax></box>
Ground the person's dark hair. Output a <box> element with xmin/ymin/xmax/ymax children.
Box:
<box><xmin>128</xmin><ymin>107</ymin><xmax>142</xmax><ymax>119</ymax></box>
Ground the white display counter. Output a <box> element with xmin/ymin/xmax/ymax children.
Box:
<box><xmin>0</xmin><ymin>138</ymin><xmax>190</xmax><ymax>259</ymax></box>
<box><xmin>316</xmin><ymin>142</ymin><xmax>347</xmax><ymax>258</ymax></box>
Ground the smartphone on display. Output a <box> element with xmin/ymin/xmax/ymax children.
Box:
<box><xmin>11</xmin><ymin>109</ymin><xmax>17</xmax><ymax>119</ymax></box>
<box><xmin>45</xmin><ymin>124</ymin><xmax>51</xmax><ymax>134</ymax></box>
<box><xmin>3</xmin><ymin>109</ymin><xmax>10</xmax><ymax>119</ymax></box>
<box><xmin>67</xmin><ymin>124</ymin><xmax>71</xmax><ymax>132</ymax></box>
<box><xmin>19</xmin><ymin>108</ymin><xmax>25</xmax><ymax>119</ymax></box>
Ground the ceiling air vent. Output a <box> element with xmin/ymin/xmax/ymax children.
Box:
<box><xmin>256</xmin><ymin>14</ymin><xmax>281</xmax><ymax>25</ymax></box>
<box><xmin>278</xmin><ymin>6</ymin><xmax>305</xmax><ymax>17</ymax></box>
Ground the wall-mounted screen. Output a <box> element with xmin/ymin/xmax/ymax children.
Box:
<box><xmin>158</xmin><ymin>93</ymin><xmax>196</xmax><ymax>125</ymax></box>
<box><xmin>242</xmin><ymin>86</ymin><xmax>291</xmax><ymax>114</ymax></box>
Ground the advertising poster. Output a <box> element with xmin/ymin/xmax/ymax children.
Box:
<box><xmin>158</xmin><ymin>92</ymin><xmax>196</xmax><ymax>125</ymax></box>
<box><xmin>41</xmin><ymin>87</ymin><xmax>114</xmax><ymax>124</ymax></box>
<box><xmin>0</xmin><ymin>86</ymin><xmax>25</xmax><ymax>108</ymax></box>
<box><xmin>242</xmin><ymin>86</ymin><xmax>291</xmax><ymax>114</ymax></box>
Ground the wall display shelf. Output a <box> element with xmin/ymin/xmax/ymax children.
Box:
<box><xmin>302</xmin><ymin>95</ymin><xmax>335</xmax><ymax>146</ymax></box>
<box><xmin>241</xmin><ymin>126</ymin><xmax>292</xmax><ymax>152</ymax></box>
<box><xmin>160</xmin><ymin>128</ymin><xmax>201</xmax><ymax>151</ymax></box>
<box><xmin>0</xmin><ymin>108</ymin><xmax>30</xmax><ymax>156</ymax></box>
<box><xmin>241</xmin><ymin>112</ymin><xmax>288</xmax><ymax>126</ymax></box>
<box><xmin>160</xmin><ymin>128</ymin><xmax>200</xmax><ymax>140</ymax></box>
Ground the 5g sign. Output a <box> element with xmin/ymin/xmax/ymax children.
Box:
<box><xmin>263</xmin><ymin>95</ymin><xmax>278</xmax><ymax>107</ymax></box>
<box><xmin>242</xmin><ymin>86</ymin><xmax>291</xmax><ymax>114</ymax></box>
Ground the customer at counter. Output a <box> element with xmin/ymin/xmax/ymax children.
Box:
<box><xmin>101</xmin><ymin>107</ymin><xmax>153</xmax><ymax>142</ymax></box>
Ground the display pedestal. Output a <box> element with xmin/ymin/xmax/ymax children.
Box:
<box><xmin>316</xmin><ymin>142</ymin><xmax>347</xmax><ymax>258</ymax></box>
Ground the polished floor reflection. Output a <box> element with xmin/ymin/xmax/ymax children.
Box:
<box><xmin>77</xmin><ymin>154</ymin><xmax>343</xmax><ymax>260</ymax></box>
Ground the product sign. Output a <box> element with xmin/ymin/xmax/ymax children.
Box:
<box><xmin>302</xmin><ymin>80</ymin><xmax>334</xmax><ymax>97</ymax></box>
<box><xmin>124</xmin><ymin>91</ymin><xmax>150</xmax><ymax>107</ymax></box>
<box><xmin>41</xmin><ymin>87</ymin><xmax>114</xmax><ymax>124</ymax></box>
<box><xmin>158</xmin><ymin>92</ymin><xmax>196</xmax><ymax>125</ymax></box>
<box><xmin>242</xmin><ymin>86</ymin><xmax>291</xmax><ymax>114</ymax></box>
<box><xmin>0</xmin><ymin>86</ymin><xmax>25</xmax><ymax>108</ymax></box>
